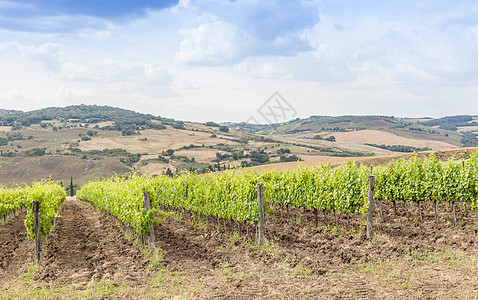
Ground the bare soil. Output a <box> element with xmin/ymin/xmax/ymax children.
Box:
<box><xmin>35</xmin><ymin>197</ymin><xmax>150</xmax><ymax>285</ymax></box>
<box><xmin>0</xmin><ymin>210</ymin><xmax>34</xmax><ymax>282</ymax></box>
<box><xmin>330</xmin><ymin>129</ymin><xmax>457</xmax><ymax>150</ymax></box>
<box><xmin>2</xmin><ymin>198</ymin><xmax>478</xmax><ymax>299</ymax></box>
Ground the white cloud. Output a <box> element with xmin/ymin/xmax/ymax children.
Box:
<box><xmin>0</xmin><ymin>41</ymin><xmax>68</xmax><ymax>71</ymax></box>
<box><xmin>1</xmin><ymin>0</ymin><xmax>478</xmax><ymax>121</ymax></box>
<box><xmin>174</xmin><ymin>0</ymin><xmax>319</xmax><ymax>65</ymax></box>
<box><xmin>176</xmin><ymin>18</ymin><xmax>239</xmax><ymax>65</ymax></box>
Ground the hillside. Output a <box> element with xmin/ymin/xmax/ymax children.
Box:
<box><xmin>0</xmin><ymin>106</ymin><xmax>477</xmax><ymax>186</ymax></box>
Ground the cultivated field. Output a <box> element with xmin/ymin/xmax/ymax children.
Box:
<box><xmin>2</xmin><ymin>197</ymin><xmax>478</xmax><ymax>299</ymax></box>
<box><xmin>326</xmin><ymin>129</ymin><xmax>457</xmax><ymax>150</ymax></box>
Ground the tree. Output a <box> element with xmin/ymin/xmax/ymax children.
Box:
<box><xmin>165</xmin><ymin>149</ymin><xmax>175</xmax><ymax>156</ymax></box>
<box><xmin>219</xmin><ymin>126</ymin><xmax>229</xmax><ymax>133</ymax></box>
<box><xmin>461</xmin><ymin>132</ymin><xmax>478</xmax><ymax>147</ymax></box>
<box><xmin>205</xmin><ymin>121</ymin><xmax>220</xmax><ymax>127</ymax></box>
<box><xmin>165</xmin><ymin>168</ymin><xmax>174</xmax><ymax>177</ymax></box>
<box><xmin>249</xmin><ymin>150</ymin><xmax>269</xmax><ymax>164</ymax></box>
<box><xmin>277</xmin><ymin>148</ymin><xmax>291</xmax><ymax>154</ymax></box>
<box><xmin>70</xmin><ymin>177</ymin><xmax>74</xmax><ymax>196</ymax></box>
<box><xmin>325</xmin><ymin>136</ymin><xmax>336</xmax><ymax>142</ymax></box>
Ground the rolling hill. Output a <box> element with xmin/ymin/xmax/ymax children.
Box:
<box><xmin>0</xmin><ymin>105</ymin><xmax>477</xmax><ymax>186</ymax></box>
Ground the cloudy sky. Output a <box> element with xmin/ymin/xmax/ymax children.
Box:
<box><xmin>0</xmin><ymin>0</ymin><xmax>477</xmax><ymax>123</ymax></box>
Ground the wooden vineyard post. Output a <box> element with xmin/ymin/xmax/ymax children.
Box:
<box><xmin>314</xmin><ymin>209</ymin><xmax>318</xmax><ymax>227</ymax></box>
<box><xmin>333</xmin><ymin>209</ymin><xmax>338</xmax><ymax>228</ymax></box>
<box><xmin>313</xmin><ymin>177</ymin><xmax>318</xmax><ymax>227</ymax></box>
<box><xmin>257</xmin><ymin>183</ymin><xmax>265</xmax><ymax>245</ymax></box>
<box><xmin>367</xmin><ymin>175</ymin><xmax>375</xmax><ymax>239</ymax></box>
<box><xmin>452</xmin><ymin>200</ymin><xmax>457</xmax><ymax>227</ymax></box>
<box><xmin>418</xmin><ymin>201</ymin><xmax>423</xmax><ymax>222</ymax></box>
<box><xmin>143</xmin><ymin>192</ymin><xmax>155</xmax><ymax>253</ymax></box>
<box><xmin>33</xmin><ymin>200</ymin><xmax>41</xmax><ymax>265</ymax></box>
<box><xmin>379</xmin><ymin>200</ymin><xmax>384</xmax><ymax>222</ymax></box>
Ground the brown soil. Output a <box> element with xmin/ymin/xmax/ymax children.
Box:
<box><xmin>0</xmin><ymin>210</ymin><xmax>34</xmax><ymax>283</ymax></box>
<box><xmin>2</xmin><ymin>197</ymin><xmax>478</xmax><ymax>299</ymax></box>
<box><xmin>153</xmin><ymin>200</ymin><xmax>478</xmax><ymax>299</ymax></box>
<box><xmin>35</xmin><ymin>197</ymin><xmax>150</xmax><ymax>285</ymax></box>
<box><xmin>330</xmin><ymin>129</ymin><xmax>457</xmax><ymax>150</ymax></box>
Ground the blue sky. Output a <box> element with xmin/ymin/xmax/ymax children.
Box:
<box><xmin>0</xmin><ymin>0</ymin><xmax>477</xmax><ymax>123</ymax></box>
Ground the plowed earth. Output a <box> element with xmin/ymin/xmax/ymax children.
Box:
<box><xmin>2</xmin><ymin>198</ymin><xmax>478</xmax><ymax>299</ymax></box>
<box><xmin>0</xmin><ymin>210</ymin><xmax>33</xmax><ymax>282</ymax></box>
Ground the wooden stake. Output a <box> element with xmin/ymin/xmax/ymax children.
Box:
<box><xmin>379</xmin><ymin>200</ymin><xmax>384</xmax><ymax>222</ymax></box>
<box><xmin>434</xmin><ymin>200</ymin><xmax>438</xmax><ymax>225</ymax></box>
<box><xmin>392</xmin><ymin>200</ymin><xmax>397</xmax><ymax>217</ymax></box>
<box><xmin>367</xmin><ymin>175</ymin><xmax>375</xmax><ymax>239</ymax></box>
<box><xmin>452</xmin><ymin>201</ymin><xmax>457</xmax><ymax>226</ymax></box>
<box><xmin>257</xmin><ymin>183</ymin><xmax>265</xmax><ymax>245</ymax></box>
<box><xmin>404</xmin><ymin>200</ymin><xmax>408</xmax><ymax>218</ymax></box>
<box><xmin>314</xmin><ymin>208</ymin><xmax>318</xmax><ymax>227</ymax></box>
<box><xmin>475</xmin><ymin>209</ymin><xmax>478</xmax><ymax>227</ymax></box>
<box><xmin>418</xmin><ymin>201</ymin><xmax>423</xmax><ymax>223</ymax></box>
<box><xmin>143</xmin><ymin>192</ymin><xmax>155</xmax><ymax>253</ymax></box>
<box><xmin>33</xmin><ymin>201</ymin><xmax>41</xmax><ymax>265</ymax></box>
<box><xmin>333</xmin><ymin>209</ymin><xmax>338</xmax><ymax>228</ymax></box>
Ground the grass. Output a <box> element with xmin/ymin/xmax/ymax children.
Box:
<box><xmin>277</xmin><ymin>262</ymin><xmax>312</xmax><ymax>276</ymax></box>
<box><xmin>345</xmin><ymin>247</ymin><xmax>477</xmax><ymax>297</ymax></box>
<box><xmin>1</xmin><ymin>263</ymin><xmax>132</xmax><ymax>300</ymax></box>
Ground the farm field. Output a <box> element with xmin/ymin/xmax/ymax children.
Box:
<box><xmin>1</xmin><ymin>106</ymin><xmax>475</xmax><ymax>186</ymax></box>
<box><xmin>323</xmin><ymin>129</ymin><xmax>457</xmax><ymax>150</ymax></box>
<box><xmin>1</xmin><ymin>197</ymin><xmax>478</xmax><ymax>299</ymax></box>
<box><xmin>247</xmin><ymin>147</ymin><xmax>478</xmax><ymax>172</ymax></box>
<box><xmin>2</xmin><ymin>107</ymin><xmax>478</xmax><ymax>298</ymax></box>
<box><xmin>0</xmin><ymin>156</ymin><xmax>130</xmax><ymax>187</ymax></box>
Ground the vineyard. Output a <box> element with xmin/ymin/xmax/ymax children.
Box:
<box><xmin>77</xmin><ymin>150</ymin><xmax>478</xmax><ymax>243</ymax></box>
<box><xmin>0</xmin><ymin>181</ymin><xmax>66</xmax><ymax>239</ymax></box>
<box><xmin>3</xmin><ymin>151</ymin><xmax>478</xmax><ymax>298</ymax></box>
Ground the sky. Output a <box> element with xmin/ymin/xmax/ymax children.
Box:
<box><xmin>0</xmin><ymin>0</ymin><xmax>477</xmax><ymax>123</ymax></box>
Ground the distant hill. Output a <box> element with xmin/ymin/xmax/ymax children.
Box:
<box><xmin>0</xmin><ymin>105</ymin><xmax>185</xmax><ymax>135</ymax></box>
<box><xmin>230</xmin><ymin>114</ymin><xmax>478</xmax><ymax>148</ymax></box>
<box><xmin>420</xmin><ymin>115</ymin><xmax>478</xmax><ymax>131</ymax></box>
<box><xmin>0</xmin><ymin>105</ymin><xmax>477</xmax><ymax>187</ymax></box>
<box><xmin>0</xmin><ymin>109</ymin><xmax>21</xmax><ymax>115</ymax></box>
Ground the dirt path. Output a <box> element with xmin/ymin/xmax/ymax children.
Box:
<box><xmin>36</xmin><ymin>197</ymin><xmax>150</xmax><ymax>285</ymax></box>
<box><xmin>0</xmin><ymin>210</ymin><xmax>34</xmax><ymax>283</ymax></box>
